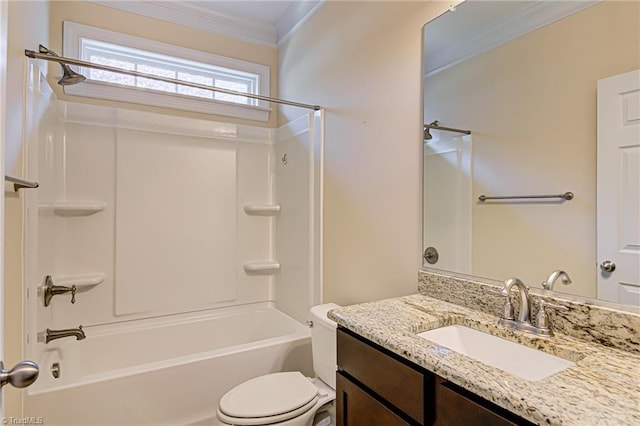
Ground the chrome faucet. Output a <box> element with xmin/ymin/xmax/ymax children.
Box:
<box><xmin>494</xmin><ymin>277</ymin><xmax>567</xmax><ymax>337</ymax></box>
<box><xmin>497</xmin><ymin>277</ymin><xmax>534</xmax><ymax>329</ymax></box>
<box><xmin>542</xmin><ymin>270</ymin><xmax>572</xmax><ymax>291</ymax></box>
<box><xmin>39</xmin><ymin>326</ymin><xmax>86</xmax><ymax>344</ymax></box>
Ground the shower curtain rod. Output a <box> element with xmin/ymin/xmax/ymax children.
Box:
<box><xmin>424</xmin><ymin>121</ymin><xmax>471</xmax><ymax>135</ymax></box>
<box><xmin>24</xmin><ymin>49</ymin><xmax>322</xmax><ymax>111</ymax></box>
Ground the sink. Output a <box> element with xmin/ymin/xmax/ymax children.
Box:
<box><xmin>417</xmin><ymin>325</ymin><xmax>575</xmax><ymax>381</ymax></box>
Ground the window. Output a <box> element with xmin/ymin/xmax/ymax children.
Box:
<box><xmin>63</xmin><ymin>22</ymin><xmax>271</xmax><ymax>121</ymax></box>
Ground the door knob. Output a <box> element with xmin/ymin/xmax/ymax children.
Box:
<box><xmin>600</xmin><ymin>260</ymin><xmax>616</xmax><ymax>273</ymax></box>
<box><xmin>0</xmin><ymin>361</ymin><xmax>39</xmax><ymax>389</ymax></box>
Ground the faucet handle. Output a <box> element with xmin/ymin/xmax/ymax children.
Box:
<box><xmin>539</xmin><ymin>300</ymin><xmax>568</xmax><ymax>312</ymax></box>
<box><xmin>488</xmin><ymin>289</ymin><xmax>515</xmax><ymax>320</ymax></box>
<box><xmin>70</xmin><ymin>285</ymin><xmax>77</xmax><ymax>304</ymax></box>
<box><xmin>535</xmin><ymin>300</ymin><xmax>568</xmax><ymax>331</ymax></box>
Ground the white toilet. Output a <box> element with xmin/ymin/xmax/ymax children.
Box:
<box><xmin>216</xmin><ymin>303</ymin><xmax>340</xmax><ymax>426</ymax></box>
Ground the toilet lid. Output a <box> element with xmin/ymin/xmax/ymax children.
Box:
<box><xmin>219</xmin><ymin>372</ymin><xmax>319</xmax><ymax>419</ymax></box>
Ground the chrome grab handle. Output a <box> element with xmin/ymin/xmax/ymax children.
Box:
<box><xmin>478</xmin><ymin>192</ymin><xmax>573</xmax><ymax>202</ymax></box>
<box><xmin>0</xmin><ymin>361</ymin><xmax>39</xmax><ymax>389</ymax></box>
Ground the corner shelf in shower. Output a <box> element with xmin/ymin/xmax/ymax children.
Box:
<box><xmin>41</xmin><ymin>201</ymin><xmax>107</xmax><ymax>216</ymax></box>
<box><xmin>242</xmin><ymin>261</ymin><xmax>281</xmax><ymax>274</ymax></box>
<box><xmin>243</xmin><ymin>204</ymin><xmax>281</xmax><ymax>216</ymax></box>
<box><xmin>52</xmin><ymin>273</ymin><xmax>106</xmax><ymax>291</ymax></box>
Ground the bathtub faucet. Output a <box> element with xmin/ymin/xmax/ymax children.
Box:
<box><xmin>43</xmin><ymin>275</ymin><xmax>77</xmax><ymax>307</ymax></box>
<box><xmin>39</xmin><ymin>326</ymin><xmax>86</xmax><ymax>344</ymax></box>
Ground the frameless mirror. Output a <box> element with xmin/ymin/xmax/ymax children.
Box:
<box><xmin>422</xmin><ymin>0</ymin><xmax>640</xmax><ymax>307</ymax></box>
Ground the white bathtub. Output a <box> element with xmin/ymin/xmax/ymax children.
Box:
<box><xmin>25</xmin><ymin>303</ymin><xmax>313</xmax><ymax>425</ymax></box>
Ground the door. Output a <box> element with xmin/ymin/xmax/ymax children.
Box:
<box><xmin>597</xmin><ymin>69</ymin><xmax>640</xmax><ymax>305</ymax></box>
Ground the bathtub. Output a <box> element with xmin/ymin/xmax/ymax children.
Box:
<box><xmin>24</xmin><ymin>303</ymin><xmax>313</xmax><ymax>425</ymax></box>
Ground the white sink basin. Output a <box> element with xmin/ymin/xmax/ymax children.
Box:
<box><xmin>417</xmin><ymin>325</ymin><xmax>575</xmax><ymax>381</ymax></box>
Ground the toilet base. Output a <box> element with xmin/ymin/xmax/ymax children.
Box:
<box><xmin>312</xmin><ymin>400</ymin><xmax>335</xmax><ymax>426</ymax></box>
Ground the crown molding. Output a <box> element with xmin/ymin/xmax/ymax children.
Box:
<box><xmin>425</xmin><ymin>1</ymin><xmax>600</xmax><ymax>78</ymax></box>
<box><xmin>90</xmin><ymin>0</ymin><xmax>324</xmax><ymax>48</ymax></box>
<box><xmin>91</xmin><ymin>1</ymin><xmax>278</xmax><ymax>47</ymax></box>
<box><xmin>277</xmin><ymin>0</ymin><xmax>324</xmax><ymax>46</ymax></box>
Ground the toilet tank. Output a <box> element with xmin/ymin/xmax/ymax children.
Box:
<box><xmin>310</xmin><ymin>303</ymin><xmax>340</xmax><ymax>389</ymax></box>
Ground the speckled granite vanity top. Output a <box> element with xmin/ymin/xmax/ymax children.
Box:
<box><xmin>329</xmin><ymin>272</ymin><xmax>640</xmax><ymax>426</ymax></box>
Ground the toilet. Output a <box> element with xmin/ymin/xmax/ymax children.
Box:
<box><xmin>216</xmin><ymin>303</ymin><xmax>340</xmax><ymax>426</ymax></box>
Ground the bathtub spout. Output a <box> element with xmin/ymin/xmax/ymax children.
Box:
<box><xmin>40</xmin><ymin>326</ymin><xmax>86</xmax><ymax>344</ymax></box>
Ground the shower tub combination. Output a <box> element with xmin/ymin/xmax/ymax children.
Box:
<box><xmin>22</xmin><ymin>65</ymin><xmax>323</xmax><ymax>425</ymax></box>
<box><xmin>26</xmin><ymin>304</ymin><xmax>312</xmax><ymax>425</ymax></box>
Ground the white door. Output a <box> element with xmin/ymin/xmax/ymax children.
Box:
<box><xmin>423</xmin><ymin>134</ymin><xmax>472</xmax><ymax>273</ymax></box>
<box><xmin>597</xmin><ymin>69</ymin><xmax>640</xmax><ymax>306</ymax></box>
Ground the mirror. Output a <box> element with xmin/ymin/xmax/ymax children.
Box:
<box><xmin>422</xmin><ymin>1</ymin><xmax>640</xmax><ymax>307</ymax></box>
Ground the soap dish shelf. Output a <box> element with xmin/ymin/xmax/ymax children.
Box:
<box><xmin>243</xmin><ymin>261</ymin><xmax>280</xmax><ymax>274</ymax></box>
<box><xmin>53</xmin><ymin>273</ymin><xmax>106</xmax><ymax>291</ymax></box>
<box><xmin>41</xmin><ymin>202</ymin><xmax>107</xmax><ymax>216</ymax></box>
<box><xmin>243</xmin><ymin>204</ymin><xmax>281</xmax><ymax>216</ymax></box>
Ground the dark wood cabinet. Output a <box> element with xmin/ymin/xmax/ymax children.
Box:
<box><xmin>337</xmin><ymin>326</ymin><xmax>427</xmax><ymax>424</ymax></box>
<box><xmin>336</xmin><ymin>372</ymin><xmax>410</xmax><ymax>426</ymax></box>
<box><xmin>336</xmin><ymin>327</ymin><xmax>534</xmax><ymax>426</ymax></box>
<box><xmin>435</xmin><ymin>377</ymin><xmax>530</xmax><ymax>426</ymax></box>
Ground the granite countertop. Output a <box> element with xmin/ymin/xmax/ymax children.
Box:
<box><xmin>329</xmin><ymin>294</ymin><xmax>640</xmax><ymax>426</ymax></box>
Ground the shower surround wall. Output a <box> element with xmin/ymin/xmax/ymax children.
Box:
<box><xmin>22</xmin><ymin>67</ymin><xmax>323</xmax><ymax>424</ymax></box>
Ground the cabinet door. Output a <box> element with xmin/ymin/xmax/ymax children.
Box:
<box><xmin>435</xmin><ymin>378</ymin><xmax>532</xmax><ymax>426</ymax></box>
<box><xmin>337</xmin><ymin>328</ymin><xmax>426</xmax><ymax>424</ymax></box>
<box><xmin>336</xmin><ymin>372</ymin><xmax>410</xmax><ymax>426</ymax></box>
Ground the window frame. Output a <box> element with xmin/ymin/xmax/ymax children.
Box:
<box><xmin>62</xmin><ymin>21</ymin><xmax>271</xmax><ymax>122</ymax></box>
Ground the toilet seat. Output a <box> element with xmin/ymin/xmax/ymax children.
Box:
<box><xmin>217</xmin><ymin>372</ymin><xmax>320</xmax><ymax>425</ymax></box>
<box><xmin>217</xmin><ymin>395</ymin><xmax>319</xmax><ymax>425</ymax></box>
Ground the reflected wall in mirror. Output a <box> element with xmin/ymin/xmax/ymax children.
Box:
<box><xmin>422</xmin><ymin>1</ymin><xmax>640</xmax><ymax>306</ymax></box>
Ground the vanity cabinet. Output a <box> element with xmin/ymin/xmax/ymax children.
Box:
<box><xmin>434</xmin><ymin>378</ymin><xmax>530</xmax><ymax>426</ymax></box>
<box><xmin>336</xmin><ymin>372</ymin><xmax>409</xmax><ymax>425</ymax></box>
<box><xmin>336</xmin><ymin>327</ymin><xmax>428</xmax><ymax>425</ymax></box>
<box><xmin>336</xmin><ymin>327</ymin><xmax>534</xmax><ymax>426</ymax></box>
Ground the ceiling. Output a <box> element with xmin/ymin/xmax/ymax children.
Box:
<box><xmin>91</xmin><ymin>0</ymin><xmax>324</xmax><ymax>47</ymax></box>
<box><xmin>182</xmin><ymin>1</ymin><xmax>295</xmax><ymax>26</ymax></box>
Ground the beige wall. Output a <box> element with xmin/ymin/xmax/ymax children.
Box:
<box><xmin>278</xmin><ymin>1</ymin><xmax>450</xmax><ymax>305</ymax></box>
<box><xmin>4</xmin><ymin>0</ymin><xmax>50</xmax><ymax>417</ymax></box>
<box><xmin>48</xmin><ymin>1</ymin><xmax>279</xmax><ymax>128</ymax></box>
<box><xmin>424</xmin><ymin>1</ymin><xmax>640</xmax><ymax>298</ymax></box>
